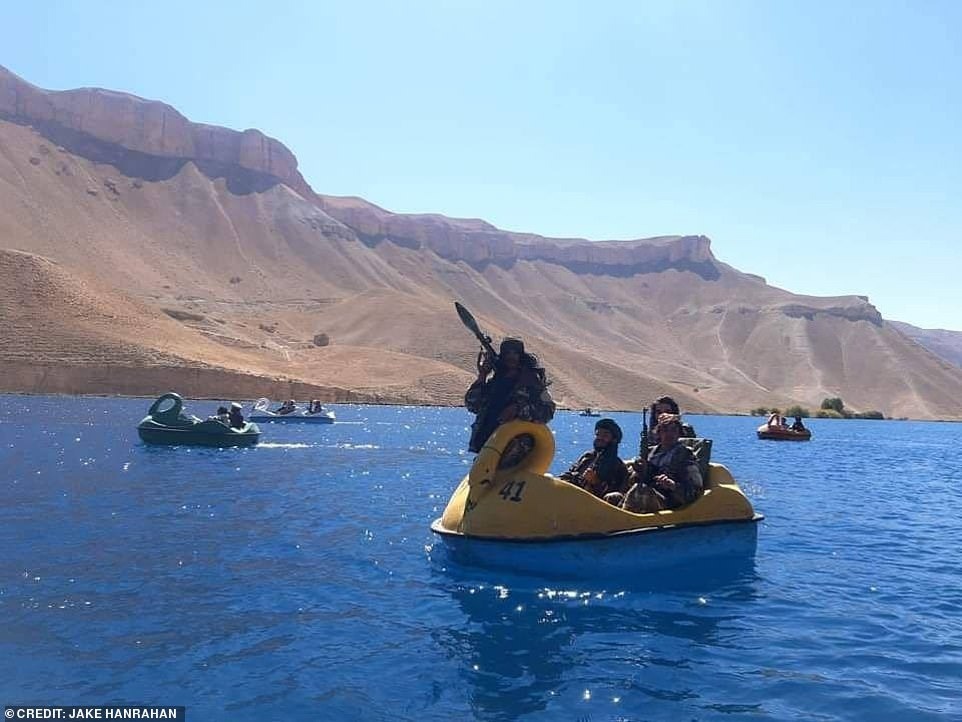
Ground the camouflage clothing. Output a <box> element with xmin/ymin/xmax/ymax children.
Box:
<box><xmin>559</xmin><ymin>449</ymin><xmax>629</xmax><ymax>498</ymax></box>
<box><xmin>465</xmin><ymin>368</ymin><xmax>555</xmax><ymax>453</ymax></box>
<box><xmin>623</xmin><ymin>441</ymin><xmax>703</xmax><ymax>512</ymax></box>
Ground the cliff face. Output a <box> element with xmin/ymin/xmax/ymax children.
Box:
<box><xmin>0</xmin><ymin>65</ymin><xmax>724</xmax><ymax>276</ymax></box>
<box><xmin>0</xmin><ymin>65</ymin><xmax>312</xmax><ymax>197</ymax></box>
<box><xmin>315</xmin><ymin>196</ymin><xmax>721</xmax><ymax>277</ymax></box>
<box><xmin>1</xmin><ymin>64</ymin><xmax>960</xmax><ymax>418</ymax></box>
<box><xmin>776</xmin><ymin>302</ymin><xmax>883</xmax><ymax>326</ymax></box>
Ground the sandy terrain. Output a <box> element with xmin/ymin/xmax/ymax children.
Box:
<box><xmin>2</xmin><ymin>65</ymin><xmax>961</xmax><ymax>418</ymax></box>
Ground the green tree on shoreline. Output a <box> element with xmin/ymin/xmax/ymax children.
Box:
<box><xmin>750</xmin><ymin>398</ymin><xmax>885</xmax><ymax>419</ymax></box>
<box><xmin>820</xmin><ymin>397</ymin><xmax>845</xmax><ymax>414</ymax></box>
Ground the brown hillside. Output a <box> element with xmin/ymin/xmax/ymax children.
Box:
<box><xmin>0</xmin><ymin>248</ymin><xmax>413</xmax><ymax>403</ymax></box>
<box><xmin>889</xmin><ymin>321</ymin><xmax>962</xmax><ymax>370</ymax></box>
<box><xmin>1</xmin><ymin>65</ymin><xmax>961</xmax><ymax>418</ymax></box>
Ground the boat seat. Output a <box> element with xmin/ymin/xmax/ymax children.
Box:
<box><xmin>679</xmin><ymin>437</ymin><xmax>713</xmax><ymax>488</ymax></box>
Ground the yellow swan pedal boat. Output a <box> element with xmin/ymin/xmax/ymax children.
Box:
<box><xmin>431</xmin><ymin>421</ymin><xmax>762</xmax><ymax>579</ymax></box>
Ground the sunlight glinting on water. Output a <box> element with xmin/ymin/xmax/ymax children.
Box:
<box><xmin>1</xmin><ymin>396</ymin><xmax>960</xmax><ymax>721</ymax></box>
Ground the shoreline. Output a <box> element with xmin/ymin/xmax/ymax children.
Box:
<box><xmin>1</xmin><ymin>390</ymin><xmax>959</xmax><ymax>422</ymax></box>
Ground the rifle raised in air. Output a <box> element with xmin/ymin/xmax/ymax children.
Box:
<box><xmin>455</xmin><ymin>301</ymin><xmax>499</xmax><ymax>367</ymax></box>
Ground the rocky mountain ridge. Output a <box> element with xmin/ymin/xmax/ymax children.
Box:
<box><xmin>888</xmin><ymin>321</ymin><xmax>962</xmax><ymax>369</ymax></box>
<box><xmin>1</xmin><ymin>64</ymin><xmax>960</xmax><ymax>418</ymax></box>
<box><xmin>0</xmin><ymin>65</ymin><xmax>310</xmax><ymax>196</ymax></box>
<box><xmin>0</xmin><ymin>64</ymin><xmax>869</xmax><ymax>300</ymax></box>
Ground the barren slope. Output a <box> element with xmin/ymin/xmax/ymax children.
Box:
<box><xmin>2</xmin><ymin>64</ymin><xmax>961</xmax><ymax>418</ymax></box>
<box><xmin>889</xmin><ymin>321</ymin><xmax>962</xmax><ymax>369</ymax></box>
<box><xmin>0</xmin><ymin>248</ymin><xmax>416</xmax><ymax>403</ymax></box>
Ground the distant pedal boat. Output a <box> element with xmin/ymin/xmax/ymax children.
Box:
<box><xmin>248</xmin><ymin>398</ymin><xmax>336</xmax><ymax>424</ymax></box>
<box><xmin>756</xmin><ymin>424</ymin><xmax>812</xmax><ymax>441</ymax></box>
<box><xmin>137</xmin><ymin>393</ymin><xmax>260</xmax><ymax>447</ymax></box>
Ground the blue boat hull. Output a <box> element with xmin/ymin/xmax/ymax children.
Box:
<box><xmin>249</xmin><ymin>413</ymin><xmax>334</xmax><ymax>424</ymax></box>
<box><xmin>431</xmin><ymin>518</ymin><xmax>760</xmax><ymax>581</ymax></box>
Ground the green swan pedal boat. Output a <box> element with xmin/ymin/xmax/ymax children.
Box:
<box><xmin>137</xmin><ymin>393</ymin><xmax>260</xmax><ymax>447</ymax></box>
<box><xmin>431</xmin><ymin>420</ymin><xmax>762</xmax><ymax>578</ymax></box>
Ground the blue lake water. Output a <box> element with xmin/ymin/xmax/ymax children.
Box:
<box><xmin>1</xmin><ymin>395</ymin><xmax>960</xmax><ymax>721</ymax></box>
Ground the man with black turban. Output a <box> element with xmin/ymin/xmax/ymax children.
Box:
<box><xmin>559</xmin><ymin>417</ymin><xmax>630</xmax><ymax>499</ymax></box>
<box><xmin>465</xmin><ymin>337</ymin><xmax>556</xmax><ymax>453</ymax></box>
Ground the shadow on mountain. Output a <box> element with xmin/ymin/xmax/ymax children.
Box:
<box><xmin>2</xmin><ymin>113</ymin><xmax>283</xmax><ymax>195</ymax></box>
<box><xmin>354</xmin><ymin>229</ymin><xmax>722</xmax><ymax>280</ymax></box>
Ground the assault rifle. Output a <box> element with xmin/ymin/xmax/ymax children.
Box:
<box><xmin>639</xmin><ymin>407</ymin><xmax>649</xmax><ymax>460</ymax></box>
<box><xmin>624</xmin><ymin>407</ymin><xmax>650</xmax><ymax>486</ymax></box>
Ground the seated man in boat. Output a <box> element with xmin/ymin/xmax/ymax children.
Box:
<box><xmin>559</xmin><ymin>418</ymin><xmax>630</xmax><ymax>499</ymax></box>
<box><xmin>790</xmin><ymin>415</ymin><xmax>806</xmax><ymax>432</ymax></box>
<box><xmin>611</xmin><ymin>414</ymin><xmax>703</xmax><ymax>512</ymax></box>
<box><xmin>308</xmin><ymin>399</ymin><xmax>324</xmax><ymax>414</ymax></box>
<box><xmin>228</xmin><ymin>402</ymin><xmax>246</xmax><ymax>429</ymax></box>
<box><xmin>465</xmin><ymin>337</ymin><xmax>555</xmax><ymax>455</ymax></box>
<box><xmin>276</xmin><ymin>399</ymin><xmax>297</xmax><ymax>415</ymax></box>
<box><xmin>766</xmin><ymin>411</ymin><xmax>785</xmax><ymax>428</ymax></box>
<box><xmin>208</xmin><ymin>406</ymin><xmax>230</xmax><ymax>425</ymax></box>
<box><xmin>647</xmin><ymin>396</ymin><xmax>696</xmax><ymax>441</ymax></box>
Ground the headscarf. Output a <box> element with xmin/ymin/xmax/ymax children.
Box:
<box><xmin>594</xmin><ymin>418</ymin><xmax>623</xmax><ymax>444</ymax></box>
<box><xmin>494</xmin><ymin>337</ymin><xmax>548</xmax><ymax>387</ymax></box>
<box><xmin>500</xmin><ymin>337</ymin><xmax>525</xmax><ymax>355</ymax></box>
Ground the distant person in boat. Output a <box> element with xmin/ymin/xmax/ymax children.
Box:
<box><xmin>648</xmin><ymin>396</ymin><xmax>696</xmax><ymax>441</ymax></box>
<box><xmin>791</xmin><ymin>415</ymin><xmax>806</xmax><ymax>432</ymax></box>
<box><xmin>767</xmin><ymin>411</ymin><xmax>785</xmax><ymax>429</ymax></box>
<box><xmin>559</xmin><ymin>418</ymin><xmax>629</xmax><ymax>499</ymax></box>
<box><xmin>465</xmin><ymin>337</ymin><xmax>555</xmax><ymax>453</ymax></box>
<box><xmin>276</xmin><ymin>399</ymin><xmax>297</xmax><ymax>415</ymax></box>
<box><xmin>209</xmin><ymin>406</ymin><xmax>230</xmax><ymax>425</ymax></box>
<box><xmin>612</xmin><ymin>413</ymin><xmax>703</xmax><ymax>512</ymax></box>
<box><xmin>308</xmin><ymin>400</ymin><xmax>324</xmax><ymax>414</ymax></box>
<box><xmin>228</xmin><ymin>402</ymin><xmax>246</xmax><ymax>429</ymax></box>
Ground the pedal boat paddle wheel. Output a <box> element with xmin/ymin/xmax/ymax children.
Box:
<box><xmin>431</xmin><ymin>421</ymin><xmax>762</xmax><ymax>577</ymax></box>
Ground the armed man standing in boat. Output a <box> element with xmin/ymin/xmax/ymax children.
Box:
<box><xmin>465</xmin><ymin>337</ymin><xmax>555</xmax><ymax>452</ymax></box>
<box><xmin>456</xmin><ymin>303</ymin><xmax>555</xmax><ymax>454</ymax></box>
<box><xmin>559</xmin><ymin>418</ymin><xmax>630</xmax><ymax>499</ymax></box>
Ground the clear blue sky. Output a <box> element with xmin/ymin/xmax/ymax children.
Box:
<box><xmin>4</xmin><ymin>1</ymin><xmax>960</xmax><ymax>330</ymax></box>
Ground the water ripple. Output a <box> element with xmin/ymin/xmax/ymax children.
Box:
<box><xmin>0</xmin><ymin>398</ymin><xmax>960</xmax><ymax>720</ymax></box>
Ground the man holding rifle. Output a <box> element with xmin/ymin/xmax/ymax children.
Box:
<box><xmin>464</xmin><ymin>335</ymin><xmax>556</xmax><ymax>453</ymax></box>
<box><xmin>607</xmin><ymin>413</ymin><xmax>703</xmax><ymax>512</ymax></box>
<box><xmin>559</xmin><ymin>418</ymin><xmax>630</xmax><ymax>499</ymax></box>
